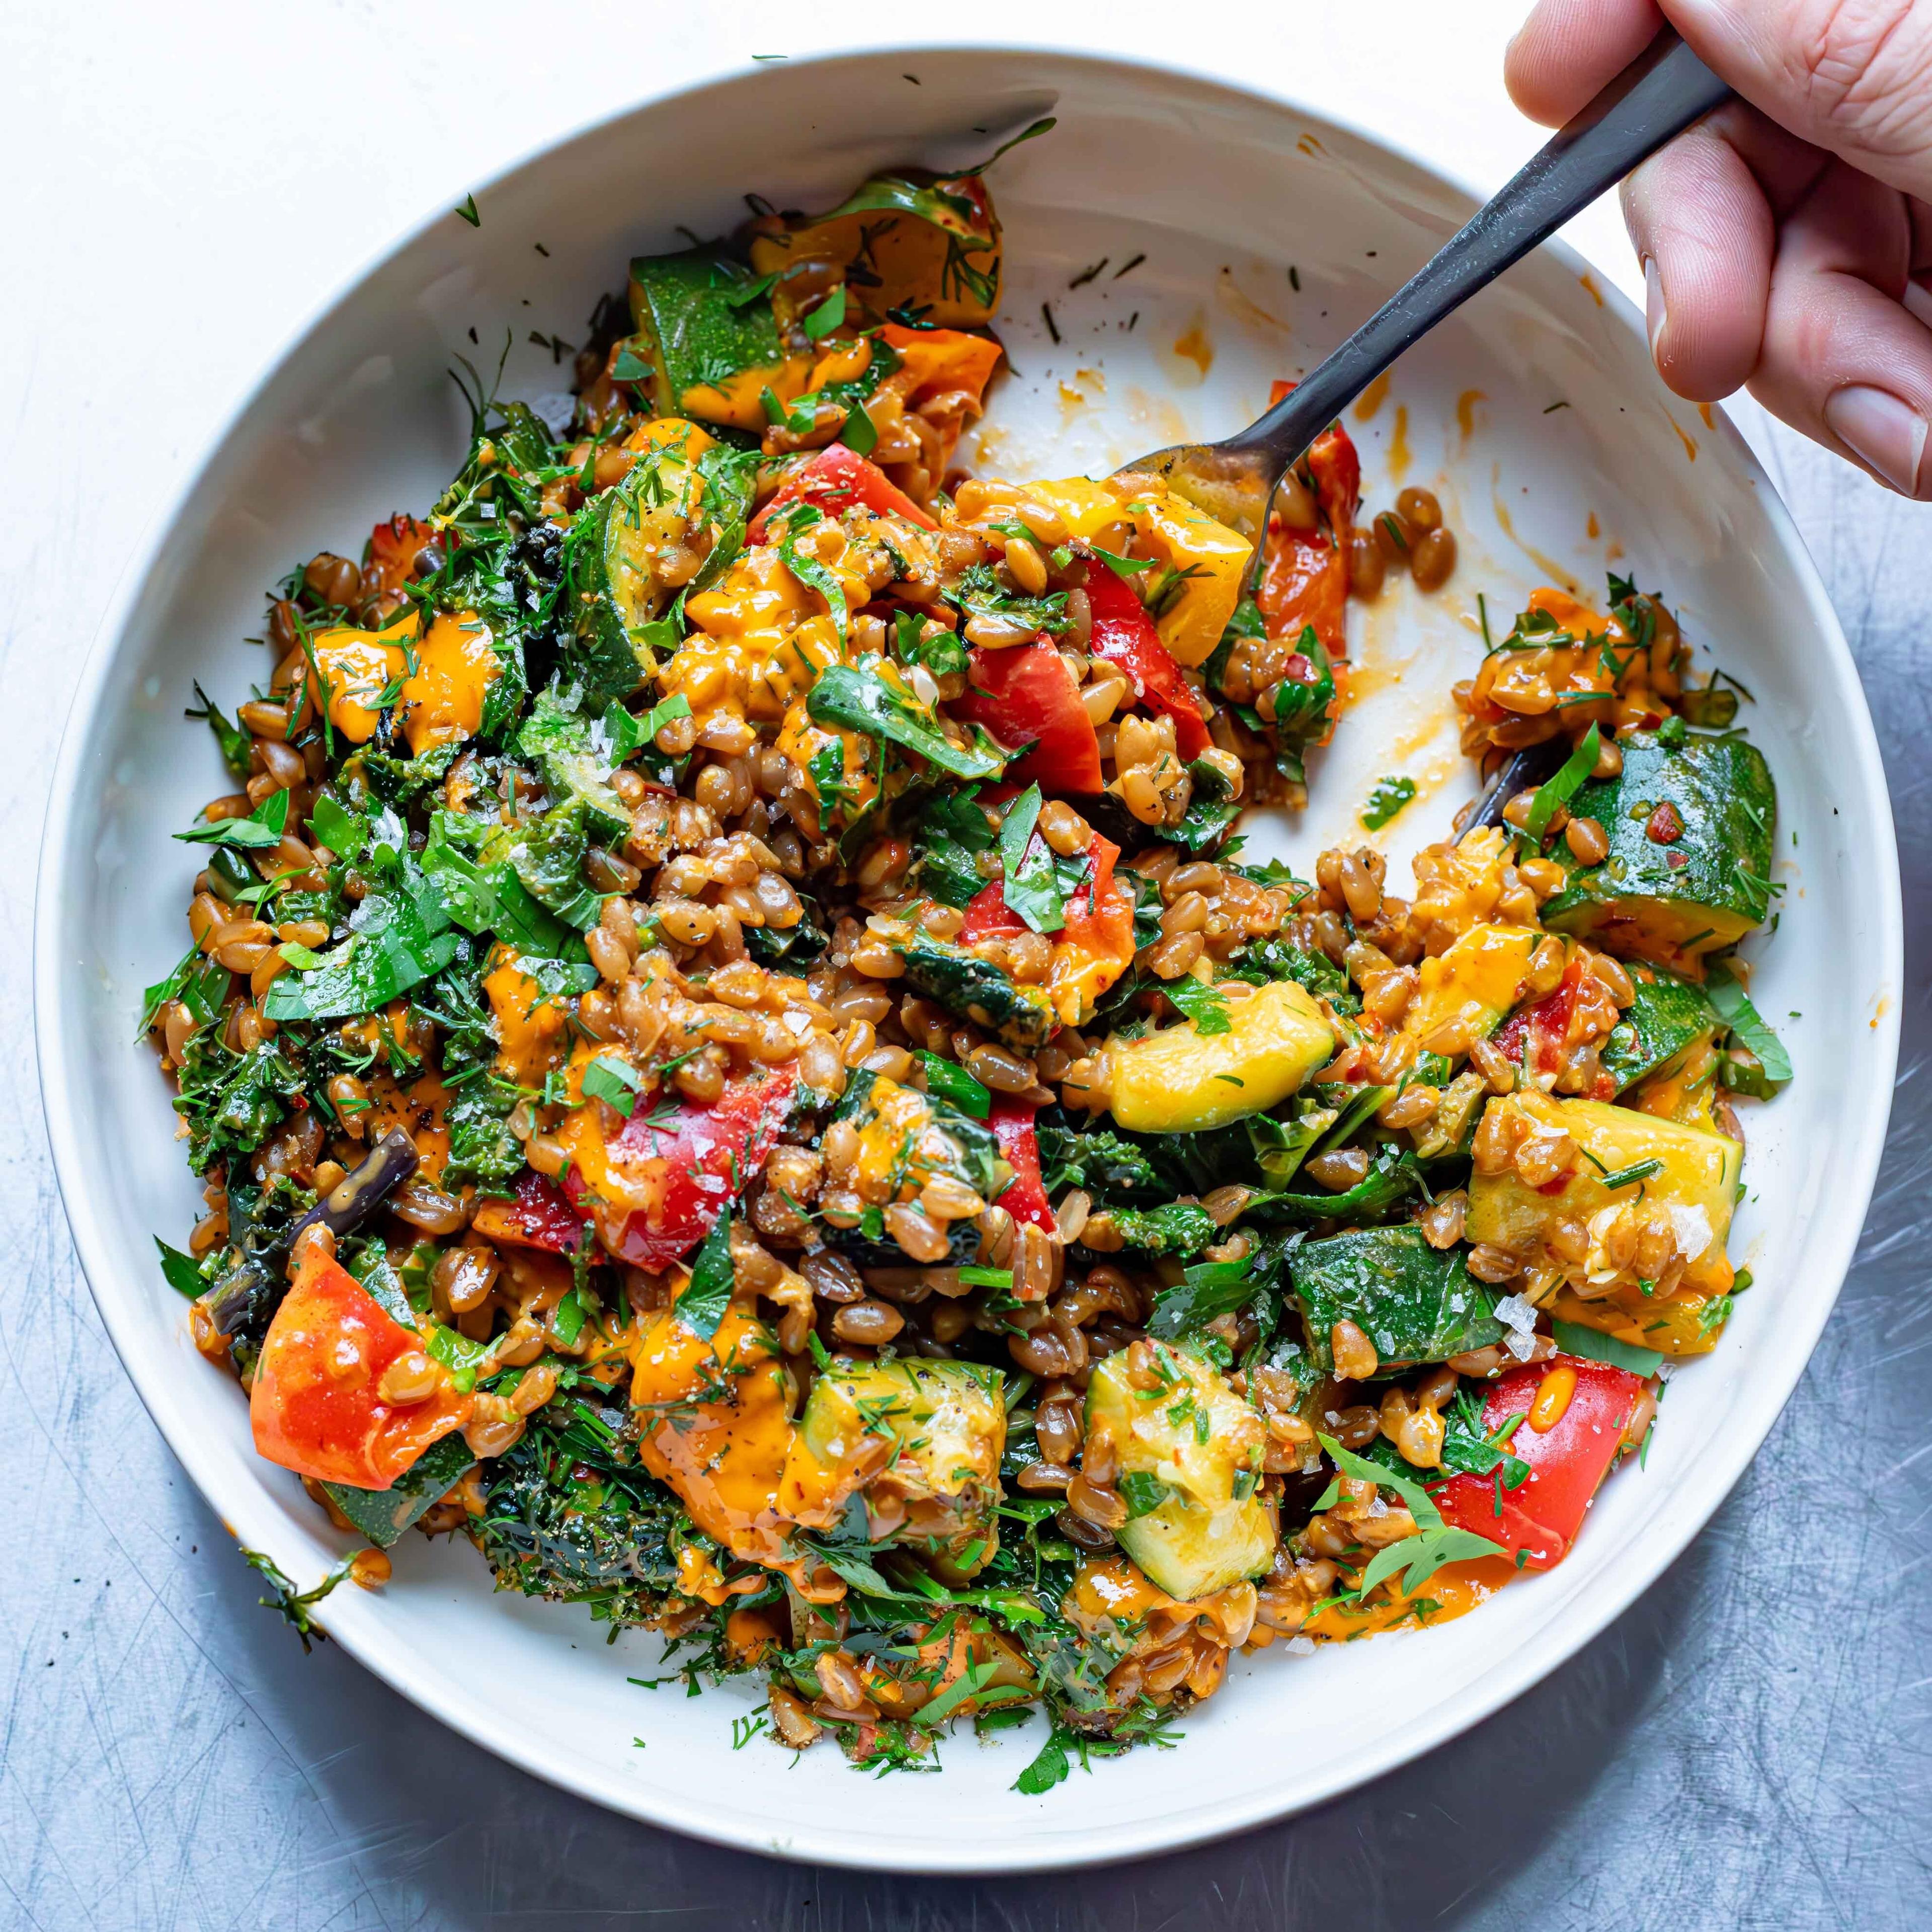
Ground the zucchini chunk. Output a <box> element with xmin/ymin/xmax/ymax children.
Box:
<box><xmin>1466</xmin><ymin>1091</ymin><xmax>1741</xmax><ymax>1295</ymax></box>
<box><xmin>1538</xmin><ymin>728</ymin><xmax>1777</xmax><ymax>965</ymax></box>
<box><xmin>895</xmin><ymin>933</ymin><xmax>1058</xmax><ymax>1052</ymax></box>
<box><xmin>627</xmin><ymin>247</ymin><xmax>812</xmax><ymax>432</ymax></box>
<box><xmin>1085</xmin><ymin>1341</ymin><xmax>1276</xmax><ymax>1600</ymax></box>
<box><xmin>747</xmin><ymin>169</ymin><xmax>1003</xmax><ymax>329</ymax></box>
<box><xmin>1401</xmin><ymin>923</ymin><xmax>1539</xmax><ymax>1054</ymax></box>
<box><xmin>1600</xmin><ymin>964</ymin><xmax>1721</xmax><ymax>1093</ymax></box>
<box><xmin>1289</xmin><ymin>1225</ymin><xmax>1505</xmax><ymax>1372</ymax></box>
<box><xmin>569</xmin><ymin>422</ymin><xmax>720</xmax><ymax>701</ymax></box>
<box><xmin>796</xmin><ymin>1359</ymin><xmax>1006</xmax><ymax>1578</ymax></box>
<box><xmin>1108</xmin><ymin>979</ymin><xmax>1335</xmax><ymax>1134</ymax></box>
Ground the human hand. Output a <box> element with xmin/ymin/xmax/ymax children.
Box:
<box><xmin>1508</xmin><ymin>0</ymin><xmax>1932</xmax><ymax>497</ymax></box>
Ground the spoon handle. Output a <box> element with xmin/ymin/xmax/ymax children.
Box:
<box><xmin>1237</xmin><ymin>29</ymin><xmax>1731</xmax><ymax>466</ymax></box>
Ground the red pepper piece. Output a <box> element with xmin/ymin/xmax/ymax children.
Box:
<box><xmin>1257</xmin><ymin>381</ymin><xmax>1359</xmax><ymax>661</ymax></box>
<box><xmin>951</xmin><ymin>643</ymin><xmax>1104</xmax><ymax>792</ymax></box>
<box><xmin>987</xmin><ymin>1098</ymin><xmax>1057</xmax><ymax>1233</ymax></box>
<box><xmin>564</xmin><ymin>1066</ymin><xmax>798</xmax><ymax>1270</ymax></box>
<box><xmin>1084</xmin><ymin>564</ymin><xmax>1212</xmax><ymax>760</ymax></box>
<box><xmin>470</xmin><ymin>1167</ymin><xmax>587</xmax><ymax>1255</ymax></box>
<box><xmin>748</xmin><ymin>444</ymin><xmax>937</xmax><ymax>541</ymax></box>
<box><xmin>250</xmin><ymin>1251</ymin><xmax>472</xmax><ymax>1489</ymax></box>
<box><xmin>1431</xmin><ymin>1355</ymin><xmax>1647</xmax><ymax>1570</ymax></box>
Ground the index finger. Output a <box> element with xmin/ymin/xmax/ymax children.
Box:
<box><xmin>1506</xmin><ymin>0</ymin><xmax>1667</xmax><ymax>126</ymax></box>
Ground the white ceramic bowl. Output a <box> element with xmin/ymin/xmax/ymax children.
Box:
<box><xmin>36</xmin><ymin>45</ymin><xmax>1902</xmax><ymax>1873</ymax></box>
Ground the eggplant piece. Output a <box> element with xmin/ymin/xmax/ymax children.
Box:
<box><xmin>203</xmin><ymin>1130</ymin><xmax>420</xmax><ymax>1340</ymax></box>
<box><xmin>1463</xmin><ymin>738</ymin><xmax>1567</xmax><ymax>832</ymax></box>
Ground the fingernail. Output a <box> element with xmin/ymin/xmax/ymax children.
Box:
<box><xmin>1824</xmin><ymin>384</ymin><xmax>1929</xmax><ymax>496</ymax></box>
<box><xmin>1905</xmin><ymin>276</ymin><xmax>1932</xmax><ymax>332</ymax></box>
<box><xmin>1644</xmin><ymin>257</ymin><xmax>1667</xmax><ymax>358</ymax></box>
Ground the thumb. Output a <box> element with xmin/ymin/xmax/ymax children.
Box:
<box><xmin>1663</xmin><ymin>0</ymin><xmax>1932</xmax><ymax>203</ymax></box>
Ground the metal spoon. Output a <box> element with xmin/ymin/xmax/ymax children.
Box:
<box><xmin>1117</xmin><ymin>29</ymin><xmax>1730</xmax><ymax>538</ymax></box>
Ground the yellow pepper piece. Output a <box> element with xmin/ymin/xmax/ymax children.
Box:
<box><xmin>1108</xmin><ymin>980</ymin><xmax>1333</xmax><ymax>1133</ymax></box>
<box><xmin>1125</xmin><ymin>488</ymin><xmax>1253</xmax><ymax>667</ymax></box>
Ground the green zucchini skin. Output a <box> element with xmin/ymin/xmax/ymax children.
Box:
<box><xmin>1600</xmin><ymin>965</ymin><xmax>1721</xmax><ymax>1092</ymax></box>
<box><xmin>322</xmin><ymin>1432</ymin><xmax>474</xmax><ymax>1549</ymax></box>
<box><xmin>627</xmin><ymin>247</ymin><xmax>785</xmax><ymax>420</ymax></box>
<box><xmin>1290</xmin><ymin>1225</ymin><xmax>1505</xmax><ymax>1371</ymax></box>
<box><xmin>895</xmin><ymin>934</ymin><xmax>1058</xmax><ymax>1052</ymax></box>
<box><xmin>1539</xmin><ymin>729</ymin><xmax>1776</xmax><ymax>961</ymax></box>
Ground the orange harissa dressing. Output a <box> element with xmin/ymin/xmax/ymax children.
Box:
<box><xmin>1302</xmin><ymin>1555</ymin><xmax>1519</xmax><ymax>1641</ymax></box>
<box><xmin>626</xmin><ymin>1299</ymin><xmax>872</xmax><ymax>1599</ymax></box>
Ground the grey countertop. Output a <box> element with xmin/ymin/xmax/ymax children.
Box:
<box><xmin>7</xmin><ymin>10</ymin><xmax>1931</xmax><ymax>1926</ymax></box>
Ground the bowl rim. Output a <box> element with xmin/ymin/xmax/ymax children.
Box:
<box><xmin>34</xmin><ymin>37</ymin><xmax>1904</xmax><ymax>1874</ymax></box>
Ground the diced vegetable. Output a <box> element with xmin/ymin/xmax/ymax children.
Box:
<box><xmin>895</xmin><ymin>931</ymin><xmax>1058</xmax><ymax>1050</ymax></box>
<box><xmin>1117</xmin><ymin>486</ymin><xmax>1253</xmax><ymax>667</ymax></box>
<box><xmin>987</xmin><ymin>1099</ymin><xmax>1057</xmax><ymax>1233</ymax></box>
<box><xmin>1599</xmin><ymin>965</ymin><xmax>1721</xmax><ymax>1093</ymax></box>
<box><xmin>626</xmin><ymin>246</ymin><xmax>811</xmax><ymax>431</ymax></box>
<box><xmin>570</xmin><ymin>420</ymin><xmax>715</xmax><ymax>696</ymax></box>
<box><xmin>746</xmin><ymin>168</ymin><xmax>1003</xmax><ymax>328</ymax></box>
<box><xmin>251</xmin><ymin>1251</ymin><xmax>473</xmax><ymax>1488</ymax></box>
<box><xmin>795</xmin><ymin>1359</ymin><xmax>1007</xmax><ymax>1577</ymax></box>
<box><xmin>1085</xmin><ymin>1342</ymin><xmax>1275</xmax><ymax>1599</ymax></box>
<box><xmin>1083</xmin><ymin>562</ymin><xmax>1211</xmax><ymax>758</ymax></box>
<box><xmin>1108</xmin><ymin>979</ymin><xmax>1334</xmax><ymax>1133</ymax></box>
<box><xmin>470</xmin><ymin>1167</ymin><xmax>586</xmax><ymax>1254</ymax></box>
<box><xmin>1538</xmin><ymin>728</ymin><xmax>1778</xmax><ymax>965</ymax></box>
<box><xmin>951</xmin><ymin>643</ymin><xmax>1103</xmax><ymax>791</ymax></box>
<box><xmin>1465</xmin><ymin>1091</ymin><xmax>1741</xmax><ymax>1295</ymax></box>
<box><xmin>1431</xmin><ymin>1356</ymin><xmax>1647</xmax><ymax>1569</ymax></box>
<box><xmin>556</xmin><ymin>1066</ymin><xmax>798</xmax><ymax>1268</ymax></box>
<box><xmin>1290</xmin><ymin>1225</ymin><xmax>1504</xmax><ymax>1370</ymax></box>
<box><xmin>1401</xmin><ymin>924</ymin><xmax>1539</xmax><ymax>1052</ymax></box>
<box><xmin>747</xmin><ymin>443</ymin><xmax>938</xmax><ymax>542</ymax></box>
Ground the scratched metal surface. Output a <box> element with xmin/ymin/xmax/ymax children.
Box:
<box><xmin>6</xmin><ymin>419</ymin><xmax>1927</xmax><ymax>1932</ymax></box>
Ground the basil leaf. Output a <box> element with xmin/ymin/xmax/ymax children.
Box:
<box><xmin>1551</xmin><ymin>1319</ymin><xmax>1666</xmax><ymax>1377</ymax></box>
<box><xmin>308</xmin><ymin>792</ymin><xmax>368</xmax><ymax>862</ymax></box>
<box><xmin>1705</xmin><ymin>961</ymin><xmax>1793</xmax><ymax>1086</ymax></box>
<box><xmin>583</xmin><ymin>1054</ymin><xmax>645</xmax><ymax>1118</ymax></box>
<box><xmin>808</xmin><ymin>662</ymin><xmax>1003</xmax><ymax>780</ymax></box>
<box><xmin>1523</xmin><ymin>724</ymin><xmax>1600</xmax><ymax>843</ymax></box>
<box><xmin>678</xmin><ymin>1210</ymin><xmax>735</xmax><ymax>1342</ymax></box>
<box><xmin>1361</xmin><ymin>774</ymin><xmax>1416</xmax><ymax>831</ymax></box>
<box><xmin>778</xmin><ymin>534</ymin><xmax>849</xmax><ymax>640</ymax></box>
<box><xmin>1091</xmin><ymin>546</ymin><xmax>1154</xmax><ymax>579</ymax></box>
<box><xmin>154</xmin><ymin>1237</ymin><xmax>204</xmax><ymax>1299</ymax></box>
<box><xmin>185</xmin><ymin>682</ymin><xmax>252</xmax><ymax>779</ymax></box>
<box><xmin>998</xmin><ymin>784</ymin><xmax>1064</xmax><ymax>934</ymax></box>
<box><xmin>913</xmin><ymin>784</ymin><xmax>997</xmax><ymax>905</ymax></box>
<box><xmin>802</xmin><ymin>284</ymin><xmax>847</xmax><ymax>341</ymax></box>
<box><xmin>919</xmin><ymin>1050</ymin><xmax>991</xmax><ymax>1120</ymax></box>
<box><xmin>839</xmin><ymin>398</ymin><xmax>878</xmax><ymax>456</ymax></box>
<box><xmin>262</xmin><ymin>866</ymin><xmax>458</xmax><ymax>1022</ymax></box>
<box><xmin>175</xmin><ymin>788</ymin><xmax>289</xmax><ymax>849</ymax></box>
<box><xmin>1012</xmin><ymin>1725</ymin><xmax>1075</xmax><ymax>1795</ymax></box>
<box><xmin>1163</xmin><ymin>977</ymin><xmax>1232</xmax><ymax>1036</ymax></box>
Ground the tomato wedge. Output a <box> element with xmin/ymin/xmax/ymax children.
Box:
<box><xmin>748</xmin><ymin>444</ymin><xmax>937</xmax><ymax>541</ymax></box>
<box><xmin>951</xmin><ymin>643</ymin><xmax>1103</xmax><ymax>792</ymax></box>
<box><xmin>1431</xmin><ymin>1355</ymin><xmax>1648</xmax><ymax>1569</ymax></box>
<box><xmin>250</xmin><ymin>1251</ymin><xmax>472</xmax><ymax>1489</ymax></box>
<box><xmin>1084</xmin><ymin>564</ymin><xmax>1211</xmax><ymax>759</ymax></box>
<box><xmin>560</xmin><ymin>1066</ymin><xmax>798</xmax><ymax>1269</ymax></box>
<box><xmin>470</xmin><ymin>1167</ymin><xmax>587</xmax><ymax>1254</ymax></box>
<box><xmin>987</xmin><ymin>1098</ymin><xmax>1056</xmax><ymax>1234</ymax></box>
